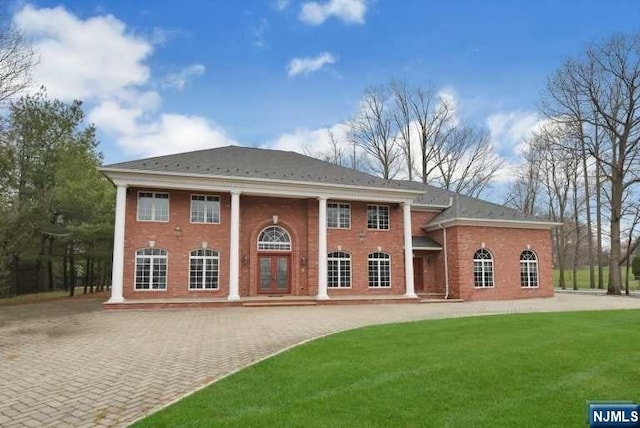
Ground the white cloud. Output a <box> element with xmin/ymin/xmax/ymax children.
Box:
<box><xmin>253</xmin><ymin>18</ymin><xmax>269</xmax><ymax>48</ymax></box>
<box><xmin>287</xmin><ymin>52</ymin><xmax>336</xmax><ymax>77</ymax></box>
<box><xmin>266</xmin><ymin>123</ymin><xmax>350</xmax><ymax>154</ymax></box>
<box><xmin>14</xmin><ymin>5</ymin><xmax>231</xmax><ymax>159</ymax></box>
<box><xmin>14</xmin><ymin>5</ymin><xmax>152</xmax><ymax>101</ymax></box>
<box><xmin>162</xmin><ymin>64</ymin><xmax>206</xmax><ymax>91</ymax></box>
<box><xmin>300</xmin><ymin>0</ymin><xmax>367</xmax><ymax>25</ymax></box>
<box><xmin>275</xmin><ymin>0</ymin><xmax>291</xmax><ymax>11</ymax></box>
<box><xmin>486</xmin><ymin>111</ymin><xmax>546</xmax><ymax>156</ymax></box>
<box><xmin>118</xmin><ymin>113</ymin><xmax>235</xmax><ymax>157</ymax></box>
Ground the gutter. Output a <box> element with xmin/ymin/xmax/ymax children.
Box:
<box><xmin>439</xmin><ymin>223</ymin><xmax>450</xmax><ymax>300</ymax></box>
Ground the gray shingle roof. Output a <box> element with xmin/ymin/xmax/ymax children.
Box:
<box><xmin>412</xmin><ymin>236</ymin><xmax>443</xmax><ymax>250</ymax></box>
<box><xmin>103</xmin><ymin>146</ymin><xmax>412</xmax><ymax>190</ymax></box>
<box><xmin>393</xmin><ymin>180</ymin><xmax>549</xmax><ymax>224</ymax></box>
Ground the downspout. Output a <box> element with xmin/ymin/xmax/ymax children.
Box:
<box><xmin>439</xmin><ymin>223</ymin><xmax>449</xmax><ymax>300</ymax></box>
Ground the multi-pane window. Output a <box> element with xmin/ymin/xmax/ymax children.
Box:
<box><xmin>368</xmin><ymin>252</ymin><xmax>391</xmax><ymax>287</ymax></box>
<box><xmin>189</xmin><ymin>249</ymin><xmax>219</xmax><ymax>290</ymax></box>
<box><xmin>190</xmin><ymin>195</ymin><xmax>220</xmax><ymax>223</ymax></box>
<box><xmin>367</xmin><ymin>205</ymin><xmax>390</xmax><ymax>230</ymax></box>
<box><xmin>328</xmin><ymin>251</ymin><xmax>351</xmax><ymax>288</ymax></box>
<box><xmin>473</xmin><ymin>249</ymin><xmax>494</xmax><ymax>288</ymax></box>
<box><xmin>135</xmin><ymin>248</ymin><xmax>167</xmax><ymax>290</ymax></box>
<box><xmin>327</xmin><ymin>203</ymin><xmax>351</xmax><ymax>229</ymax></box>
<box><xmin>137</xmin><ymin>192</ymin><xmax>169</xmax><ymax>221</ymax></box>
<box><xmin>257</xmin><ymin>226</ymin><xmax>291</xmax><ymax>251</ymax></box>
<box><xmin>520</xmin><ymin>250</ymin><xmax>538</xmax><ymax>288</ymax></box>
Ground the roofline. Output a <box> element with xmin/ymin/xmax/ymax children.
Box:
<box><xmin>423</xmin><ymin>217</ymin><xmax>561</xmax><ymax>231</ymax></box>
<box><xmin>99</xmin><ymin>167</ymin><xmax>423</xmax><ymax>201</ymax></box>
<box><xmin>411</xmin><ymin>203</ymin><xmax>451</xmax><ymax>210</ymax></box>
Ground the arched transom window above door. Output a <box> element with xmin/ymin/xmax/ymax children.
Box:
<box><xmin>257</xmin><ymin>226</ymin><xmax>291</xmax><ymax>251</ymax></box>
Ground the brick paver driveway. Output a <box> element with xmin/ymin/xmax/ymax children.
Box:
<box><xmin>2</xmin><ymin>294</ymin><xmax>640</xmax><ymax>427</ymax></box>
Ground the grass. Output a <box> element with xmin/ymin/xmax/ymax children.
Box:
<box><xmin>134</xmin><ymin>310</ymin><xmax>640</xmax><ymax>428</ymax></box>
<box><xmin>0</xmin><ymin>288</ymin><xmax>104</xmax><ymax>305</ymax></box>
<box><xmin>553</xmin><ymin>266</ymin><xmax>640</xmax><ymax>290</ymax></box>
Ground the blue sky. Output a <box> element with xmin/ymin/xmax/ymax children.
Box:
<box><xmin>7</xmin><ymin>0</ymin><xmax>640</xmax><ymax>180</ymax></box>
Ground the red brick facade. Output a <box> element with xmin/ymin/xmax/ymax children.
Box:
<box><xmin>121</xmin><ymin>187</ymin><xmax>553</xmax><ymax>301</ymax></box>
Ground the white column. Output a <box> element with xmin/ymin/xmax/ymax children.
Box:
<box><xmin>317</xmin><ymin>196</ymin><xmax>329</xmax><ymax>300</ymax></box>
<box><xmin>403</xmin><ymin>201</ymin><xmax>417</xmax><ymax>298</ymax></box>
<box><xmin>108</xmin><ymin>184</ymin><xmax>127</xmax><ymax>303</ymax></box>
<box><xmin>228</xmin><ymin>191</ymin><xmax>241</xmax><ymax>301</ymax></box>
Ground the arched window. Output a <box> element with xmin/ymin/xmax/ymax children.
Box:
<box><xmin>328</xmin><ymin>251</ymin><xmax>351</xmax><ymax>288</ymax></box>
<box><xmin>257</xmin><ymin>226</ymin><xmax>291</xmax><ymax>251</ymax></box>
<box><xmin>520</xmin><ymin>250</ymin><xmax>538</xmax><ymax>288</ymax></box>
<box><xmin>135</xmin><ymin>248</ymin><xmax>167</xmax><ymax>290</ymax></box>
<box><xmin>368</xmin><ymin>252</ymin><xmax>391</xmax><ymax>288</ymax></box>
<box><xmin>189</xmin><ymin>249</ymin><xmax>219</xmax><ymax>290</ymax></box>
<box><xmin>473</xmin><ymin>249</ymin><xmax>494</xmax><ymax>288</ymax></box>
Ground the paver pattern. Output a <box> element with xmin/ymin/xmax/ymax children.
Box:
<box><xmin>1</xmin><ymin>294</ymin><xmax>640</xmax><ymax>427</ymax></box>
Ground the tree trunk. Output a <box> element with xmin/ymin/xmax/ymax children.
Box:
<box><xmin>62</xmin><ymin>245</ymin><xmax>68</xmax><ymax>291</ymax></box>
<box><xmin>12</xmin><ymin>254</ymin><xmax>20</xmax><ymax>295</ymax></box>
<box><xmin>69</xmin><ymin>249</ymin><xmax>75</xmax><ymax>297</ymax></box>
<box><xmin>607</xmin><ymin>174</ymin><xmax>623</xmax><ymax>295</ymax></box>
<box><xmin>88</xmin><ymin>258</ymin><xmax>94</xmax><ymax>293</ymax></box>
<box><xmin>555</xmin><ymin>226</ymin><xmax>566</xmax><ymax>289</ymax></box>
<box><xmin>35</xmin><ymin>235</ymin><xmax>46</xmax><ymax>293</ymax></box>
<box><xmin>625</xmin><ymin>247</ymin><xmax>631</xmax><ymax>296</ymax></box>
<box><xmin>47</xmin><ymin>237</ymin><xmax>54</xmax><ymax>291</ymax></box>
<box><xmin>595</xmin><ymin>157</ymin><xmax>604</xmax><ymax>289</ymax></box>
<box><xmin>580</xmin><ymin>142</ymin><xmax>595</xmax><ymax>289</ymax></box>
<box><xmin>83</xmin><ymin>257</ymin><xmax>90</xmax><ymax>294</ymax></box>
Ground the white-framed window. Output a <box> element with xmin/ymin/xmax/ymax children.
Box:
<box><xmin>328</xmin><ymin>251</ymin><xmax>351</xmax><ymax>288</ymax></box>
<box><xmin>473</xmin><ymin>248</ymin><xmax>494</xmax><ymax>288</ymax></box>
<box><xmin>135</xmin><ymin>248</ymin><xmax>167</xmax><ymax>290</ymax></box>
<box><xmin>327</xmin><ymin>202</ymin><xmax>351</xmax><ymax>229</ymax></box>
<box><xmin>190</xmin><ymin>195</ymin><xmax>220</xmax><ymax>224</ymax></box>
<box><xmin>257</xmin><ymin>226</ymin><xmax>291</xmax><ymax>251</ymax></box>
<box><xmin>520</xmin><ymin>250</ymin><xmax>538</xmax><ymax>288</ymax></box>
<box><xmin>367</xmin><ymin>205</ymin><xmax>390</xmax><ymax>230</ymax></box>
<box><xmin>189</xmin><ymin>249</ymin><xmax>219</xmax><ymax>290</ymax></box>
<box><xmin>137</xmin><ymin>192</ymin><xmax>169</xmax><ymax>222</ymax></box>
<box><xmin>368</xmin><ymin>252</ymin><xmax>391</xmax><ymax>287</ymax></box>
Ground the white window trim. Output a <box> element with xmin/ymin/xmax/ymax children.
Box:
<box><xmin>136</xmin><ymin>191</ymin><xmax>170</xmax><ymax>223</ymax></box>
<box><xmin>188</xmin><ymin>249</ymin><xmax>221</xmax><ymax>290</ymax></box>
<box><xmin>327</xmin><ymin>251</ymin><xmax>352</xmax><ymax>289</ymax></box>
<box><xmin>257</xmin><ymin>225</ymin><xmax>292</xmax><ymax>252</ymax></box>
<box><xmin>134</xmin><ymin>248</ymin><xmax>168</xmax><ymax>291</ymax></box>
<box><xmin>368</xmin><ymin>252</ymin><xmax>391</xmax><ymax>288</ymax></box>
<box><xmin>520</xmin><ymin>250</ymin><xmax>539</xmax><ymax>288</ymax></box>
<box><xmin>367</xmin><ymin>204</ymin><xmax>390</xmax><ymax>231</ymax></box>
<box><xmin>327</xmin><ymin>202</ymin><xmax>351</xmax><ymax>230</ymax></box>
<box><xmin>189</xmin><ymin>194</ymin><xmax>221</xmax><ymax>225</ymax></box>
<box><xmin>473</xmin><ymin>249</ymin><xmax>495</xmax><ymax>288</ymax></box>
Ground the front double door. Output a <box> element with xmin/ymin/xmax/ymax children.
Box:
<box><xmin>258</xmin><ymin>254</ymin><xmax>290</xmax><ymax>294</ymax></box>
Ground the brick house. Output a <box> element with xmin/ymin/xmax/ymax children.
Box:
<box><xmin>100</xmin><ymin>146</ymin><xmax>556</xmax><ymax>307</ymax></box>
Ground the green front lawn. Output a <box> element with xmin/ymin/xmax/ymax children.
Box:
<box><xmin>134</xmin><ymin>310</ymin><xmax>640</xmax><ymax>427</ymax></box>
<box><xmin>553</xmin><ymin>266</ymin><xmax>640</xmax><ymax>290</ymax></box>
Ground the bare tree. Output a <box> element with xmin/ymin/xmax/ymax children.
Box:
<box><xmin>390</xmin><ymin>80</ymin><xmax>415</xmax><ymax>180</ymax></box>
<box><xmin>409</xmin><ymin>86</ymin><xmax>454</xmax><ymax>184</ymax></box>
<box><xmin>348</xmin><ymin>86</ymin><xmax>401</xmax><ymax>179</ymax></box>
<box><xmin>434</xmin><ymin>124</ymin><xmax>504</xmax><ymax>197</ymax></box>
<box><xmin>544</xmin><ymin>33</ymin><xmax>640</xmax><ymax>295</ymax></box>
<box><xmin>533</xmin><ymin>126</ymin><xmax>575</xmax><ymax>289</ymax></box>
<box><xmin>504</xmin><ymin>138</ymin><xmax>542</xmax><ymax>215</ymax></box>
<box><xmin>0</xmin><ymin>21</ymin><xmax>35</xmax><ymax>103</ymax></box>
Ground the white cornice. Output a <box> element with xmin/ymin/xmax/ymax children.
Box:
<box><xmin>100</xmin><ymin>168</ymin><xmax>422</xmax><ymax>203</ymax></box>
<box><xmin>423</xmin><ymin>217</ymin><xmax>560</xmax><ymax>231</ymax></box>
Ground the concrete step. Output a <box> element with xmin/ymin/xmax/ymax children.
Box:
<box><xmin>242</xmin><ymin>300</ymin><xmax>318</xmax><ymax>307</ymax></box>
